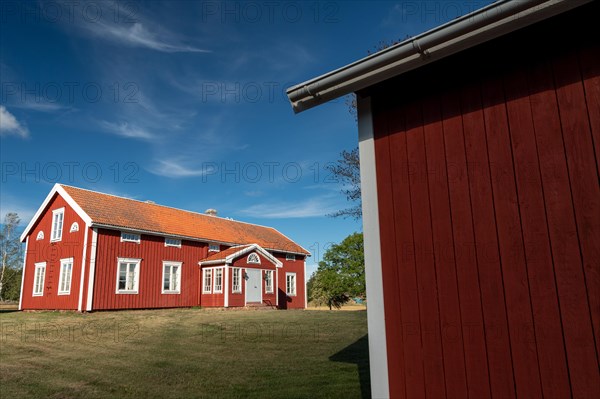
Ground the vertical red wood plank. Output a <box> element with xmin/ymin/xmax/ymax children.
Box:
<box><xmin>441</xmin><ymin>89</ymin><xmax>491</xmax><ymax>399</ymax></box>
<box><xmin>387</xmin><ymin>104</ymin><xmax>427</xmax><ymax>398</ymax></box>
<box><xmin>372</xmin><ymin>102</ymin><xmax>407</xmax><ymax>399</ymax></box>
<box><xmin>405</xmin><ymin>101</ymin><xmax>447</xmax><ymax>399</ymax></box>
<box><xmin>504</xmin><ymin>67</ymin><xmax>572</xmax><ymax>398</ymax></box>
<box><xmin>579</xmin><ymin>43</ymin><xmax>600</xmax><ymax>175</ymax></box>
<box><xmin>481</xmin><ymin>77</ymin><xmax>543</xmax><ymax>398</ymax></box>
<box><xmin>461</xmin><ymin>83</ymin><xmax>516</xmax><ymax>399</ymax></box>
<box><xmin>422</xmin><ymin>95</ymin><xmax>469</xmax><ymax>398</ymax></box>
<box><xmin>553</xmin><ymin>52</ymin><xmax>600</xmax><ymax>399</ymax></box>
<box><xmin>528</xmin><ymin>58</ymin><xmax>593</xmax><ymax>398</ymax></box>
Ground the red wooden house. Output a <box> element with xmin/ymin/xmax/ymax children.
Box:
<box><xmin>288</xmin><ymin>0</ymin><xmax>599</xmax><ymax>398</ymax></box>
<box><xmin>19</xmin><ymin>184</ymin><xmax>309</xmax><ymax>311</ymax></box>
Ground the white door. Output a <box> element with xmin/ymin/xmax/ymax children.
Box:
<box><xmin>246</xmin><ymin>269</ymin><xmax>262</xmax><ymax>303</ymax></box>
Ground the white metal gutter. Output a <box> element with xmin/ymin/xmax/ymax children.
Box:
<box><xmin>287</xmin><ymin>0</ymin><xmax>592</xmax><ymax>113</ymax></box>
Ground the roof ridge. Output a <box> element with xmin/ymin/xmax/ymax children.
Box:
<box><xmin>60</xmin><ymin>184</ymin><xmax>281</xmax><ymax>232</ymax></box>
<box><xmin>59</xmin><ymin>184</ymin><xmax>306</xmax><ymax>254</ymax></box>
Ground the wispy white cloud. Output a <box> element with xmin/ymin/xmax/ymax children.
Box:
<box><xmin>101</xmin><ymin>121</ymin><xmax>156</xmax><ymax>141</ymax></box>
<box><xmin>238</xmin><ymin>197</ymin><xmax>338</xmax><ymax>219</ymax></box>
<box><xmin>86</xmin><ymin>21</ymin><xmax>210</xmax><ymax>53</ymax></box>
<box><xmin>150</xmin><ymin>159</ymin><xmax>214</xmax><ymax>178</ymax></box>
<box><xmin>0</xmin><ymin>106</ymin><xmax>29</xmax><ymax>138</ymax></box>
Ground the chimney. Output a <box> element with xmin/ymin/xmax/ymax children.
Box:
<box><xmin>205</xmin><ymin>208</ymin><xmax>217</xmax><ymax>217</ymax></box>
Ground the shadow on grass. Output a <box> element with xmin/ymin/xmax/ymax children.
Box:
<box><xmin>329</xmin><ymin>334</ymin><xmax>371</xmax><ymax>399</ymax></box>
<box><xmin>0</xmin><ymin>309</ymin><xmax>19</xmax><ymax>314</ymax></box>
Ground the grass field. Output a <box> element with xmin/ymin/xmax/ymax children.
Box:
<box><xmin>0</xmin><ymin>308</ymin><xmax>370</xmax><ymax>398</ymax></box>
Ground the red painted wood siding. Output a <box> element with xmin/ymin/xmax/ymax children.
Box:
<box><xmin>91</xmin><ymin>229</ymin><xmax>204</xmax><ymax>310</ymax></box>
<box><xmin>368</xmin><ymin>4</ymin><xmax>599</xmax><ymax>398</ymax></box>
<box><xmin>273</xmin><ymin>253</ymin><xmax>305</xmax><ymax>309</ymax></box>
<box><xmin>21</xmin><ymin>194</ymin><xmax>86</xmax><ymax>310</ymax></box>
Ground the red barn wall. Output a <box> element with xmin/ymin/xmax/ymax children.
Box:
<box><xmin>21</xmin><ymin>194</ymin><xmax>86</xmax><ymax>310</ymax></box>
<box><xmin>366</xmin><ymin>4</ymin><xmax>599</xmax><ymax>398</ymax></box>
<box><xmin>91</xmin><ymin>229</ymin><xmax>204</xmax><ymax>310</ymax></box>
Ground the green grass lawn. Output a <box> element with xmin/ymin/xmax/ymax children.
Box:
<box><xmin>0</xmin><ymin>308</ymin><xmax>370</xmax><ymax>398</ymax></box>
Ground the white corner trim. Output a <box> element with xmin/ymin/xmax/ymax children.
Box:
<box><xmin>20</xmin><ymin>183</ymin><xmax>92</xmax><ymax>242</ymax></box>
<box><xmin>304</xmin><ymin>261</ymin><xmax>308</xmax><ymax>309</ymax></box>
<box><xmin>18</xmin><ymin>237</ymin><xmax>29</xmax><ymax>310</ymax></box>
<box><xmin>85</xmin><ymin>228</ymin><xmax>98</xmax><ymax>310</ymax></box>
<box><xmin>275</xmin><ymin>268</ymin><xmax>279</xmax><ymax>307</ymax></box>
<box><xmin>77</xmin><ymin>226</ymin><xmax>90</xmax><ymax>311</ymax></box>
<box><xmin>358</xmin><ymin>95</ymin><xmax>390</xmax><ymax>398</ymax></box>
<box><xmin>224</xmin><ymin>266</ymin><xmax>229</xmax><ymax>307</ymax></box>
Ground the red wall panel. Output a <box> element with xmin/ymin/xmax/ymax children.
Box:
<box><xmin>21</xmin><ymin>194</ymin><xmax>86</xmax><ymax>310</ymax></box>
<box><xmin>91</xmin><ymin>229</ymin><xmax>204</xmax><ymax>310</ymax></box>
<box><xmin>369</xmin><ymin>4</ymin><xmax>599</xmax><ymax>398</ymax></box>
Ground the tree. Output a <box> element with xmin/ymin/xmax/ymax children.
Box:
<box><xmin>326</xmin><ymin>148</ymin><xmax>362</xmax><ymax>220</ymax></box>
<box><xmin>0</xmin><ymin>213</ymin><xmax>23</xmax><ymax>301</ymax></box>
<box><xmin>307</xmin><ymin>232</ymin><xmax>365</xmax><ymax>309</ymax></box>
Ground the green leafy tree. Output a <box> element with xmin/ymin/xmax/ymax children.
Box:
<box><xmin>308</xmin><ymin>232</ymin><xmax>365</xmax><ymax>309</ymax></box>
<box><xmin>0</xmin><ymin>213</ymin><xmax>23</xmax><ymax>301</ymax></box>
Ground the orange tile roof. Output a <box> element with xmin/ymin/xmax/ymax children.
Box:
<box><xmin>201</xmin><ymin>245</ymin><xmax>252</xmax><ymax>262</ymax></box>
<box><xmin>61</xmin><ymin>185</ymin><xmax>309</xmax><ymax>255</ymax></box>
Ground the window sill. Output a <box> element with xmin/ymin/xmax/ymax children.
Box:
<box><xmin>57</xmin><ymin>292</ymin><xmax>70</xmax><ymax>296</ymax></box>
<box><xmin>161</xmin><ymin>291</ymin><xmax>180</xmax><ymax>295</ymax></box>
<box><xmin>32</xmin><ymin>293</ymin><xmax>43</xmax><ymax>297</ymax></box>
<box><xmin>116</xmin><ymin>291</ymin><xmax>139</xmax><ymax>295</ymax></box>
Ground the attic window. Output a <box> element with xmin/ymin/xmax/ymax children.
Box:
<box><xmin>247</xmin><ymin>253</ymin><xmax>260</xmax><ymax>264</ymax></box>
<box><xmin>121</xmin><ymin>232</ymin><xmax>141</xmax><ymax>244</ymax></box>
<box><xmin>208</xmin><ymin>243</ymin><xmax>220</xmax><ymax>252</ymax></box>
<box><xmin>36</xmin><ymin>231</ymin><xmax>44</xmax><ymax>241</ymax></box>
<box><xmin>286</xmin><ymin>254</ymin><xmax>296</xmax><ymax>261</ymax></box>
<box><xmin>70</xmin><ymin>222</ymin><xmax>79</xmax><ymax>233</ymax></box>
<box><xmin>165</xmin><ymin>238</ymin><xmax>181</xmax><ymax>248</ymax></box>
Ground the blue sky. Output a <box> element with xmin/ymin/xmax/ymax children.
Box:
<box><xmin>0</xmin><ymin>0</ymin><xmax>493</xmax><ymax>274</ymax></box>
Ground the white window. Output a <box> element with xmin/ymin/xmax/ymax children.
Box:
<box><xmin>203</xmin><ymin>269</ymin><xmax>212</xmax><ymax>293</ymax></box>
<box><xmin>286</xmin><ymin>253</ymin><xmax>296</xmax><ymax>261</ymax></box>
<box><xmin>265</xmin><ymin>270</ymin><xmax>273</xmax><ymax>293</ymax></box>
<box><xmin>36</xmin><ymin>231</ymin><xmax>44</xmax><ymax>241</ymax></box>
<box><xmin>33</xmin><ymin>262</ymin><xmax>46</xmax><ymax>296</ymax></box>
<box><xmin>214</xmin><ymin>268</ymin><xmax>223</xmax><ymax>293</ymax></box>
<box><xmin>286</xmin><ymin>273</ymin><xmax>296</xmax><ymax>296</ymax></box>
<box><xmin>121</xmin><ymin>232</ymin><xmax>141</xmax><ymax>243</ymax></box>
<box><xmin>116</xmin><ymin>258</ymin><xmax>141</xmax><ymax>294</ymax></box>
<box><xmin>58</xmin><ymin>258</ymin><xmax>74</xmax><ymax>295</ymax></box>
<box><xmin>162</xmin><ymin>261</ymin><xmax>182</xmax><ymax>294</ymax></box>
<box><xmin>70</xmin><ymin>222</ymin><xmax>79</xmax><ymax>233</ymax></box>
<box><xmin>208</xmin><ymin>243</ymin><xmax>220</xmax><ymax>252</ymax></box>
<box><xmin>165</xmin><ymin>238</ymin><xmax>181</xmax><ymax>248</ymax></box>
<box><xmin>232</xmin><ymin>268</ymin><xmax>242</xmax><ymax>293</ymax></box>
<box><xmin>247</xmin><ymin>253</ymin><xmax>260</xmax><ymax>264</ymax></box>
<box><xmin>51</xmin><ymin>208</ymin><xmax>64</xmax><ymax>241</ymax></box>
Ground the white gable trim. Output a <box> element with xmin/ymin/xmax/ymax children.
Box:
<box><xmin>199</xmin><ymin>244</ymin><xmax>283</xmax><ymax>268</ymax></box>
<box><xmin>20</xmin><ymin>184</ymin><xmax>92</xmax><ymax>242</ymax></box>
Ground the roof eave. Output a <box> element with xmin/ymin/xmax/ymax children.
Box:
<box><xmin>286</xmin><ymin>0</ymin><xmax>591</xmax><ymax>113</ymax></box>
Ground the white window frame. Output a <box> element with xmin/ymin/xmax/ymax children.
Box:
<box><xmin>247</xmin><ymin>253</ymin><xmax>261</xmax><ymax>264</ymax></box>
<box><xmin>286</xmin><ymin>253</ymin><xmax>296</xmax><ymax>261</ymax></box>
<box><xmin>232</xmin><ymin>267</ymin><xmax>242</xmax><ymax>293</ymax></box>
<box><xmin>120</xmin><ymin>232</ymin><xmax>141</xmax><ymax>244</ymax></box>
<box><xmin>265</xmin><ymin>270</ymin><xmax>274</xmax><ymax>294</ymax></box>
<box><xmin>214</xmin><ymin>268</ymin><xmax>223</xmax><ymax>293</ymax></box>
<box><xmin>203</xmin><ymin>269</ymin><xmax>213</xmax><ymax>294</ymax></box>
<box><xmin>116</xmin><ymin>258</ymin><xmax>141</xmax><ymax>294</ymax></box>
<box><xmin>162</xmin><ymin>261</ymin><xmax>182</xmax><ymax>294</ymax></box>
<box><xmin>286</xmin><ymin>272</ymin><xmax>296</xmax><ymax>296</ymax></box>
<box><xmin>36</xmin><ymin>231</ymin><xmax>44</xmax><ymax>241</ymax></box>
<box><xmin>51</xmin><ymin>208</ymin><xmax>64</xmax><ymax>242</ymax></box>
<box><xmin>164</xmin><ymin>237</ymin><xmax>182</xmax><ymax>248</ymax></box>
<box><xmin>58</xmin><ymin>257</ymin><xmax>74</xmax><ymax>295</ymax></box>
<box><xmin>208</xmin><ymin>243</ymin><xmax>220</xmax><ymax>252</ymax></box>
<box><xmin>69</xmin><ymin>222</ymin><xmax>79</xmax><ymax>233</ymax></box>
<box><xmin>32</xmin><ymin>262</ymin><xmax>46</xmax><ymax>296</ymax></box>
